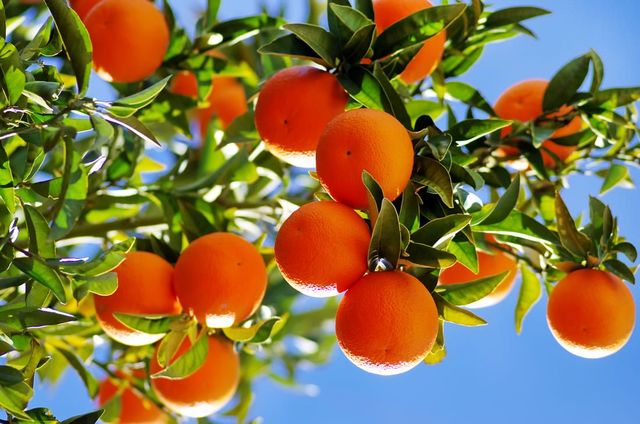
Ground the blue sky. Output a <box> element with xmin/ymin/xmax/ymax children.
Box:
<box><xmin>32</xmin><ymin>1</ymin><xmax>640</xmax><ymax>423</ymax></box>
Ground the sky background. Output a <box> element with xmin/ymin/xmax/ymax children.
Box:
<box><xmin>32</xmin><ymin>1</ymin><xmax>640</xmax><ymax>423</ymax></box>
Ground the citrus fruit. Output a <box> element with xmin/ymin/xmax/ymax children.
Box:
<box><xmin>316</xmin><ymin>108</ymin><xmax>414</xmax><ymax>210</ymax></box>
<box><xmin>94</xmin><ymin>251</ymin><xmax>181</xmax><ymax>346</ymax></box>
<box><xmin>98</xmin><ymin>369</ymin><xmax>165</xmax><ymax>424</ymax></box>
<box><xmin>173</xmin><ymin>233</ymin><xmax>267</xmax><ymax>328</ymax></box>
<box><xmin>70</xmin><ymin>0</ymin><xmax>101</xmax><ymax>20</ymax></box>
<box><xmin>254</xmin><ymin>66</ymin><xmax>349</xmax><ymax>168</ymax></box>
<box><xmin>335</xmin><ymin>271</ymin><xmax>439</xmax><ymax>375</ymax></box>
<box><xmin>275</xmin><ymin>201</ymin><xmax>371</xmax><ymax>297</ymax></box>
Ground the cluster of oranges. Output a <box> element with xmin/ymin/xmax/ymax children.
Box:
<box><xmin>93</xmin><ymin>233</ymin><xmax>267</xmax><ymax>420</ymax></box>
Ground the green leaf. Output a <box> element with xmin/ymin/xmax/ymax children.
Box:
<box><xmin>55</xmin><ymin>346</ymin><xmax>99</xmax><ymax>397</ymax></box>
<box><xmin>448</xmin><ymin>238</ymin><xmax>479</xmax><ymax>274</ymax></box>
<box><xmin>0</xmin><ymin>307</ymin><xmax>76</xmax><ymax>330</ymax></box>
<box><xmin>434</xmin><ymin>293</ymin><xmax>487</xmax><ymax>326</ymax></box>
<box><xmin>603</xmin><ymin>259</ymin><xmax>635</xmax><ymax>284</ymax></box>
<box><xmin>152</xmin><ymin>332</ymin><xmax>209</xmax><ymax>380</ymax></box>
<box><xmin>368</xmin><ymin>199</ymin><xmax>402</xmax><ymax>271</ymax></box>
<box><xmin>283</xmin><ymin>23</ymin><xmax>339</xmax><ymax>67</ymax></box>
<box><xmin>362</xmin><ymin>170</ymin><xmax>384</xmax><ymax>223</ymax></box>
<box><xmin>0</xmin><ymin>365</ymin><xmax>24</xmax><ymax>385</ymax></box>
<box><xmin>0</xmin><ymin>1</ymin><xmax>5</xmax><ymax>39</ymax></box>
<box><xmin>592</xmin><ymin>87</ymin><xmax>640</xmax><ymax>109</ymax></box>
<box><xmin>515</xmin><ymin>264</ymin><xmax>542</xmax><ymax>334</ymax></box>
<box><xmin>436</xmin><ymin>271</ymin><xmax>509</xmax><ymax>306</ymax></box>
<box><xmin>474</xmin><ymin>209</ymin><xmax>559</xmax><ymax>245</ymax></box>
<box><xmin>114</xmin><ymin>313</ymin><xmax>180</xmax><ymax>335</ymax></box>
<box><xmin>543</xmin><ymin>54</ymin><xmax>590</xmax><ymax>112</ymax></box>
<box><xmin>588</xmin><ymin>49</ymin><xmax>604</xmax><ymax>93</ymax></box>
<box><xmin>600</xmin><ymin>164</ymin><xmax>628</xmax><ymax>195</ymax></box>
<box><xmin>373</xmin><ymin>4</ymin><xmax>466</xmax><ymax>58</ymax></box>
<box><xmin>555</xmin><ymin>192</ymin><xmax>592</xmax><ymax>258</ymax></box>
<box><xmin>61</xmin><ymin>410</ymin><xmax>104</xmax><ymax>424</ymax></box>
<box><xmin>412</xmin><ymin>157</ymin><xmax>454</xmax><ymax>208</ymax></box>
<box><xmin>205</xmin><ymin>15</ymin><xmax>286</xmax><ymax>47</ymax></box>
<box><xmin>0</xmin><ymin>39</ymin><xmax>25</xmax><ymax>105</ymax></box>
<box><xmin>478</xmin><ymin>175</ymin><xmax>520</xmax><ymax>226</ymax></box>
<box><xmin>23</xmin><ymin>205</ymin><xmax>55</xmax><ymax>258</ymax></box>
<box><xmin>484</xmin><ymin>7</ymin><xmax>550</xmax><ymax>28</ymax></box>
<box><xmin>337</xmin><ymin>65</ymin><xmax>386</xmax><ymax>111</ymax></box>
<box><xmin>223</xmin><ymin>316</ymin><xmax>286</xmax><ymax>344</ymax></box>
<box><xmin>411</xmin><ymin>214</ymin><xmax>471</xmax><ymax>248</ymax></box>
<box><xmin>613</xmin><ymin>242</ymin><xmax>637</xmax><ymax>262</ymax></box>
<box><xmin>79</xmin><ymin>272</ymin><xmax>118</xmax><ymax>296</ymax></box>
<box><xmin>447</xmin><ymin>119</ymin><xmax>511</xmax><ymax>146</ymax></box>
<box><xmin>404</xmin><ymin>242</ymin><xmax>457</xmax><ymax>269</ymax></box>
<box><xmin>258</xmin><ymin>34</ymin><xmax>328</xmax><ymax>67</ymax></box>
<box><xmin>14</xmin><ymin>258</ymin><xmax>66</xmax><ymax>303</ymax></box>
<box><xmin>72</xmin><ymin>239</ymin><xmax>134</xmax><ymax>277</ymax></box>
<box><xmin>100</xmin><ymin>113</ymin><xmax>161</xmax><ymax>146</ymax></box>
<box><xmin>43</xmin><ymin>0</ymin><xmax>92</xmax><ymax>95</ymax></box>
<box><xmin>355</xmin><ymin>0</ymin><xmax>374</xmax><ymax>19</ymax></box>
<box><xmin>446</xmin><ymin>82</ymin><xmax>495</xmax><ymax>115</ymax></box>
<box><xmin>0</xmin><ymin>386</ymin><xmax>31</xmax><ymax>420</ymax></box>
<box><xmin>372</xmin><ymin>63</ymin><xmax>411</xmax><ymax>127</ymax></box>
<box><xmin>399</xmin><ymin>183</ymin><xmax>419</xmax><ymax>231</ymax></box>
<box><xmin>108</xmin><ymin>76</ymin><xmax>172</xmax><ymax>118</ymax></box>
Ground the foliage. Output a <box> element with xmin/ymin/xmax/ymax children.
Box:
<box><xmin>0</xmin><ymin>0</ymin><xmax>638</xmax><ymax>422</ymax></box>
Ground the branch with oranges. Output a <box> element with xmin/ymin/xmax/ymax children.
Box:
<box><xmin>0</xmin><ymin>0</ymin><xmax>638</xmax><ymax>423</ymax></box>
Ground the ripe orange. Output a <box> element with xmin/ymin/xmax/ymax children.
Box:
<box><xmin>98</xmin><ymin>370</ymin><xmax>165</xmax><ymax>424</ymax></box>
<box><xmin>494</xmin><ymin>79</ymin><xmax>582</xmax><ymax>166</ymax></box>
<box><xmin>85</xmin><ymin>0</ymin><xmax>169</xmax><ymax>83</ymax></box>
<box><xmin>438</xmin><ymin>247</ymin><xmax>518</xmax><ymax>308</ymax></box>
<box><xmin>151</xmin><ymin>336</ymin><xmax>239</xmax><ymax>418</ymax></box>
<box><xmin>94</xmin><ymin>251</ymin><xmax>181</xmax><ymax>346</ymax></box>
<box><xmin>335</xmin><ymin>271</ymin><xmax>439</xmax><ymax>375</ymax></box>
<box><xmin>275</xmin><ymin>201</ymin><xmax>371</xmax><ymax>297</ymax></box>
<box><xmin>254</xmin><ymin>66</ymin><xmax>349</xmax><ymax>168</ymax></box>
<box><xmin>316</xmin><ymin>109</ymin><xmax>414</xmax><ymax>210</ymax></box>
<box><xmin>70</xmin><ymin>0</ymin><xmax>102</xmax><ymax>20</ymax></box>
<box><xmin>171</xmin><ymin>72</ymin><xmax>248</xmax><ymax>137</ymax></box>
<box><xmin>372</xmin><ymin>0</ymin><xmax>447</xmax><ymax>83</ymax></box>
<box><xmin>173</xmin><ymin>233</ymin><xmax>267</xmax><ymax>328</ymax></box>
<box><xmin>547</xmin><ymin>269</ymin><xmax>635</xmax><ymax>359</ymax></box>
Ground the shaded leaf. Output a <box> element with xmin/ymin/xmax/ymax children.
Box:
<box><xmin>515</xmin><ymin>264</ymin><xmax>542</xmax><ymax>334</ymax></box>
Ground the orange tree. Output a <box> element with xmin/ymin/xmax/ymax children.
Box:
<box><xmin>0</xmin><ymin>0</ymin><xmax>638</xmax><ymax>422</ymax></box>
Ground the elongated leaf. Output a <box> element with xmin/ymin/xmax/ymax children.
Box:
<box><xmin>100</xmin><ymin>113</ymin><xmax>160</xmax><ymax>146</ymax></box>
<box><xmin>108</xmin><ymin>76</ymin><xmax>172</xmax><ymax>118</ymax></box>
<box><xmin>613</xmin><ymin>242</ymin><xmax>638</xmax><ymax>262</ymax></box>
<box><xmin>434</xmin><ymin>293</ymin><xmax>487</xmax><ymax>326</ymax></box>
<box><xmin>543</xmin><ymin>54</ymin><xmax>590</xmax><ymax>112</ymax></box>
<box><xmin>374</xmin><ymin>4</ymin><xmax>466</xmax><ymax>58</ymax></box>
<box><xmin>14</xmin><ymin>258</ymin><xmax>66</xmax><ymax>303</ymax></box>
<box><xmin>0</xmin><ymin>307</ymin><xmax>76</xmax><ymax>330</ymax></box>
<box><xmin>515</xmin><ymin>264</ymin><xmax>542</xmax><ymax>334</ymax></box>
<box><xmin>0</xmin><ymin>365</ymin><xmax>24</xmax><ymax>385</ymax></box>
<box><xmin>399</xmin><ymin>183</ymin><xmax>420</xmax><ymax>231</ymax></box>
<box><xmin>223</xmin><ymin>316</ymin><xmax>285</xmax><ymax>344</ymax></box>
<box><xmin>555</xmin><ymin>192</ymin><xmax>591</xmax><ymax>258</ymax></box>
<box><xmin>372</xmin><ymin>63</ymin><xmax>411</xmax><ymax>127</ymax></box>
<box><xmin>446</xmin><ymin>82</ymin><xmax>494</xmax><ymax>115</ymax></box>
<box><xmin>592</xmin><ymin>87</ymin><xmax>640</xmax><ymax>108</ymax></box>
<box><xmin>337</xmin><ymin>65</ymin><xmax>385</xmax><ymax>111</ymax></box>
<box><xmin>0</xmin><ymin>386</ymin><xmax>31</xmax><ymax>420</ymax></box>
<box><xmin>448</xmin><ymin>238</ymin><xmax>479</xmax><ymax>274</ymax></box>
<box><xmin>405</xmin><ymin>242</ymin><xmax>456</xmax><ymax>269</ymax></box>
<box><xmin>368</xmin><ymin>199</ymin><xmax>402</xmax><ymax>271</ymax></box>
<box><xmin>72</xmin><ymin>238</ymin><xmax>134</xmax><ymax>276</ymax></box>
<box><xmin>412</xmin><ymin>214</ymin><xmax>471</xmax><ymax>248</ymax></box>
<box><xmin>283</xmin><ymin>23</ymin><xmax>339</xmax><ymax>67</ymax></box>
<box><xmin>474</xmin><ymin>209</ymin><xmax>559</xmax><ymax>245</ymax></box>
<box><xmin>78</xmin><ymin>272</ymin><xmax>118</xmax><ymax>296</ymax></box>
<box><xmin>600</xmin><ymin>163</ymin><xmax>628</xmax><ymax>195</ymax></box>
<box><xmin>448</xmin><ymin>119</ymin><xmax>511</xmax><ymax>146</ymax></box>
<box><xmin>479</xmin><ymin>175</ymin><xmax>520</xmax><ymax>226</ymax></box>
<box><xmin>436</xmin><ymin>271</ymin><xmax>509</xmax><ymax>306</ymax></box>
<box><xmin>44</xmin><ymin>0</ymin><xmax>92</xmax><ymax>95</ymax></box>
<box><xmin>362</xmin><ymin>170</ymin><xmax>384</xmax><ymax>224</ymax></box>
<box><xmin>61</xmin><ymin>410</ymin><xmax>104</xmax><ymax>424</ymax></box>
<box><xmin>24</xmin><ymin>205</ymin><xmax>55</xmax><ymax>258</ymax></box>
<box><xmin>258</xmin><ymin>34</ymin><xmax>328</xmax><ymax>67</ymax></box>
<box><xmin>604</xmin><ymin>259</ymin><xmax>635</xmax><ymax>284</ymax></box>
<box><xmin>412</xmin><ymin>157</ymin><xmax>454</xmax><ymax>208</ymax></box>
<box><xmin>484</xmin><ymin>7</ymin><xmax>550</xmax><ymax>28</ymax></box>
<box><xmin>55</xmin><ymin>346</ymin><xmax>98</xmax><ymax>397</ymax></box>
<box><xmin>114</xmin><ymin>313</ymin><xmax>180</xmax><ymax>335</ymax></box>
<box><xmin>152</xmin><ymin>332</ymin><xmax>209</xmax><ymax>380</ymax></box>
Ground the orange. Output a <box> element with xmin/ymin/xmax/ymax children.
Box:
<box><xmin>494</xmin><ymin>79</ymin><xmax>583</xmax><ymax>166</ymax></box>
<box><xmin>372</xmin><ymin>0</ymin><xmax>447</xmax><ymax>83</ymax></box>
<box><xmin>547</xmin><ymin>269</ymin><xmax>635</xmax><ymax>359</ymax></box>
<box><xmin>316</xmin><ymin>109</ymin><xmax>414</xmax><ymax>210</ymax></box>
<box><xmin>275</xmin><ymin>201</ymin><xmax>371</xmax><ymax>297</ymax></box>
<box><xmin>151</xmin><ymin>335</ymin><xmax>240</xmax><ymax>418</ymax></box>
<box><xmin>98</xmin><ymin>370</ymin><xmax>165</xmax><ymax>424</ymax></box>
<box><xmin>438</xmin><ymin>246</ymin><xmax>518</xmax><ymax>308</ymax></box>
<box><xmin>85</xmin><ymin>0</ymin><xmax>169</xmax><ymax>83</ymax></box>
<box><xmin>335</xmin><ymin>271</ymin><xmax>439</xmax><ymax>375</ymax></box>
<box><xmin>171</xmin><ymin>72</ymin><xmax>248</xmax><ymax>137</ymax></box>
<box><xmin>70</xmin><ymin>0</ymin><xmax>102</xmax><ymax>20</ymax></box>
<box><xmin>173</xmin><ymin>233</ymin><xmax>267</xmax><ymax>328</ymax></box>
<box><xmin>94</xmin><ymin>251</ymin><xmax>181</xmax><ymax>346</ymax></box>
<box><xmin>254</xmin><ymin>66</ymin><xmax>349</xmax><ymax>168</ymax></box>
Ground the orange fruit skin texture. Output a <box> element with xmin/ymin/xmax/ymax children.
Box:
<box><xmin>173</xmin><ymin>233</ymin><xmax>267</xmax><ymax>328</ymax></box>
<box><xmin>275</xmin><ymin>201</ymin><xmax>371</xmax><ymax>297</ymax></box>
<box><xmin>336</xmin><ymin>271</ymin><xmax>439</xmax><ymax>375</ymax></box>
<box><xmin>151</xmin><ymin>336</ymin><xmax>239</xmax><ymax>418</ymax></box>
<box><xmin>85</xmin><ymin>0</ymin><xmax>169</xmax><ymax>83</ymax></box>
<box><xmin>69</xmin><ymin>0</ymin><xmax>102</xmax><ymax>20</ymax></box>
<box><xmin>547</xmin><ymin>269</ymin><xmax>635</xmax><ymax>359</ymax></box>
<box><xmin>494</xmin><ymin>79</ymin><xmax>583</xmax><ymax>167</ymax></box>
<box><xmin>98</xmin><ymin>370</ymin><xmax>165</xmax><ymax>424</ymax></box>
<box><xmin>254</xmin><ymin>66</ymin><xmax>349</xmax><ymax>168</ymax></box>
<box><xmin>94</xmin><ymin>251</ymin><xmax>181</xmax><ymax>346</ymax></box>
<box><xmin>316</xmin><ymin>109</ymin><xmax>414</xmax><ymax>210</ymax></box>
<box><xmin>171</xmin><ymin>72</ymin><xmax>248</xmax><ymax>137</ymax></box>
<box><xmin>372</xmin><ymin>0</ymin><xmax>446</xmax><ymax>84</ymax></box>
<box><xmin>439</xmin><ymin>249</ymin><xmax>518</xmax><ymax>308</ymax></box>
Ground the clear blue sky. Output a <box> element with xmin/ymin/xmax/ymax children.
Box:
<box><xmin>33</xmin><ymin>1</ymin><xmax>640</xmax><ymax>423</ymax></box>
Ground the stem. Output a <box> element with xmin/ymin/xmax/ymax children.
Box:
<box><xmin>62</xmin><ymin>214</ymin><xmax>167</xmax><ymax>239</ymax></box>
